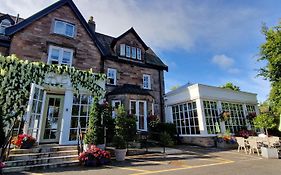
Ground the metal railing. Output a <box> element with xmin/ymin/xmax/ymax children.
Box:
<box><xmin>1</xmin><ymin>118</ymin><xmax>18</xmax><ymax>162</ymax></box>
<box><xmin>77</xmin><ymin>122</ymin><xmax>83</xmax><ymax>155</ymax></box>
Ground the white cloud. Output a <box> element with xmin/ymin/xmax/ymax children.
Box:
<box><xmin>212</xmin><ymin>54</ymin><xmax>234</xmax><ymax>68</ymax></box>
<box><xmin>211</xmin><ymin>54</ymin><xmax>240</xmax><ymax>74</ymax></box>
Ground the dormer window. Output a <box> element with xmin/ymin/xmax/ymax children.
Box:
<box><xmin>53</xmin><ymin>20</ymin><xmax>75</xmax><ymax>38</ymax></box>
<box><xmin>120</xmin><ymin>44</ymin><xmax>142</xmax><ymax>60</ymax></box>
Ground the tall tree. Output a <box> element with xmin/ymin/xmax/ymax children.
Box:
<box><xmin>221</xmin><ymin>82</ymin><xmax>240</xmax><ymax>91</ymax></box>
<box><xmin>259</xmin><ymin>23</ymin><xmax>281</xmax><ymax>116</ymax></box>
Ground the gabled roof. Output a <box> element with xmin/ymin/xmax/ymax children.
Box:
<box><xmin>4</xmin><ymin>0</ymin><xmax>106</xmax><ymax>56</ymax></box>
<box><xmin>96</xmin><ymin>32</ymin><xmax>168</xmax><ymax>71</ymax></box>
<box><xmin>111</xmin><ymin>27</ymin><xmax>149</xmax><ymax>50</ymax></box>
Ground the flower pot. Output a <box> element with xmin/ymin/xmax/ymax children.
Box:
<box><xmin>84</xmin><ymin>159</ymin><xmax>98</xmax><ymax>167</ymax></box>
<box><xmin>115</xmin><ymin>149</ymin><xmax>127</xmax><ymax>161</ymax></box>
<box><xmin>100</xmin><ymin>158</ymin><xmax>111</xmax><ymax>165</ymax></box>
<box><xmin>261</xmin><ymin>147</ymin><xmax>279</xmax><ymax>159</ymax></box>
<box><xmin>20</xmin><ymin>141</ymin><xmax>34</xmax><ymax>149</ymax></box>
<box><xmin>97</xmin><ymin>144</ymin><xmax>105</xmax><ymax>150</ymax></box>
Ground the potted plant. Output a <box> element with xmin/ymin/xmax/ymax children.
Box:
<box><xmin>220</xmin><ymin>111</ymin><xmax>231</xmax><ymax>121</ymax></box>
<box><xmin>253</xmin><ymin>113</ymin><xmax>278</xmax><ymax>159</ymax></box>
<box><xmin>84</xmin><ymin>98</ymin><xmax>104</xmax><ymax>150</ymax></box>
<box><xmin>78</xmin><ymin>145</ymin><xmax>111</xmax><ymax>166</ymax></box>
<box><xmin>112</xmin><ymin>135</ymin><xmax>127</xmax><ymax>161</ymax></box>
<box><xmin>11</xmin><ymin>134</ymin><xmax>36</xmax><ymax>149</ymax></box>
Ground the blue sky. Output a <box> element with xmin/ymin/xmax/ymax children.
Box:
<box><xmin>1</xmin><ymin>0</ymin><xmax>279</xmax><ymax>102</ymax></box>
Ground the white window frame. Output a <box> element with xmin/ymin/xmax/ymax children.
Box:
<box><xmin>131</xmin><ymin>47</ymin><xmax>136</xmax><ymax>59</ymax></box>
<box><xmin>126</xmin><ymin>45</ymin><xmax>131</xmax><ymax>57</ymax></box>
<box><xmin>143</xmin><ymin>74</ymin><xmax>151</xmax><ymax>89</ymax></box>
<box><xmin>120</xmin><ymin>44</ymin><xmax>126</xmax><ymax>56</ymax></box>
<box><xmin>47</xmin><ymin>45</ymin><xmax>74</xmax><ymax>66</ymax></box>
<box><xmin>130</xmin><ymin>100</ymin><xmax>147</xmax><ymax>131</ymax></box>
<box><xmin>107</xmin><ymin>68</ymin><xmax>117</xmax><ymax>85</ymax></box>
<box><xmin>111</xmin><ymin>100</ymin><xmax>121</xmax><ymax>118</ymax></box>
<box><xmin>137</xmin><ymin>48</ymin><xmax>142</xmax><ymax>60</ymax></box>
<box><xmin>53</xmin><ymin>20</ymin><xmax>76</xmax><ymax>38</ymax></box>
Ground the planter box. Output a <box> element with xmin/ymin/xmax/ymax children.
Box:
<box><xmin>216</xmin><ymin>142</ymin><xmax>238</xmax><ymax>149</ymax></box>
<box><xmin>261</xmin><ymin>147</ymin><xmax>279</xmax><ymax>159</ymax></box>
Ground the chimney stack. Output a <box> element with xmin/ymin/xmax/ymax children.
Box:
<box><xmin>88</xmin><ymin>16</ymin><xmax>96</xmax><ymax>32</ymax></box>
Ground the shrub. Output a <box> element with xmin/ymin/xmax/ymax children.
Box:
<box><xmin>150</xmin><ymin>123</ymin><xmax>176</xmax><ymax>141</ymax></box>
<box><xmin>112</xmin><ymin>135</ymin><xmax>126</xmax><ymax>149</ymax></box>
<box><xmin>253</xmin><ymin>113</ymin><xmax>276</xmax><ymax>136</ymax></box>
<box><xmin>115</xmin><ymin>105</ymin><xmax>137</xmax><ymax>145</ymax></box>
<box><xmin>159</xmin><ymin>132</ymin><xmax>174</xmax><ymax>153</ymax></box>
<box><xmin>235</xmin><ymin>129</ymin><xmax>256</xmax><ymax>138</ymax></box>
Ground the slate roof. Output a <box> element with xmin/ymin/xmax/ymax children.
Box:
<box><xmin>96</xmin><ymin>32</ymin><xmax>168</xmax><ymax>71</ymax></box>
<box><xmin>107</xmin><ymin>84</ymin><xmax>153</xmax><ymax>97</ymax></box>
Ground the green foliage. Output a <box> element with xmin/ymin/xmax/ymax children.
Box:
<box><xmin>112</xmin><ymin>135</ymin><xmax>126</xmax><ymax>149</ymax></box>
<box><xmin>150</xmin><ymin>122</ymin><xmax>176</xmax><ymax>141</ymax></box>
<box><xmin>221</xmin><ymin>82</ymin><xmax>240</xmax><ymax>91</ymax></box>
<box><xmin>159</xmin><ymin>132</ymin><xmax>174</xmax><ymax>153</ymax></box>
<box><xmin>100</xmin><ymin>102</ymin><xmax>115</xmax><ymax>143</ymax></box>
<box><xmin>170</xmin><ymin>85</ymin><xmax>180</xmax><ymax>91</ymax></box>
<box><xmin>0</xmin><ymin>113</ymin><xmax>5</xmax><ymax>147</ymax></box>
<box><xmin>253</xmin><ymin>113</ymin><xmax>277</xmax><ymax>135</ymax></box>
<box><xmin>0</xmin><ymin>55</ymin><xmax>105</xmax><ymax>123</ymax></box>
<box><xmin>84</xmin><ymin>98</ymin><xmax>103</xmax><ymax>145</ymax></box>
<box><xmin>115</xmin><ymin>105</ymin><xmax>137</xmax><ymax>144</ymax></box>
<box><xmin>258</xmin><ymin>23</ymin><xmax>281</xmax><ymax>115</ymax></box>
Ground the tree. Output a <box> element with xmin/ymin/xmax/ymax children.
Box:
<box><xmin>253</xmin><ymin>113</ymin><xmax>276</xmax><ymax>136</ymax></box>
<box><xmin>84</xmin><ymin>98</ymin><xmax>103</xmax><ymax>145</ymax></box>
<box><xmin>170</xmin><ymin>85</ymin><xmax>180</xmax><ymax>91</ymax></box>
<box><xmin>258</xmin><ymin>23</ymin><xmax>281</xmax><ymax>116</ymax></box>
<box><xmin>115</xmin><ymin>105</ymin><xmax>137</xmax><ymax>147</ymax></box>
<box><xmin>221</xmin><ymin>82</ymin><xmax>240</xmax><ymax>91</ymax></box>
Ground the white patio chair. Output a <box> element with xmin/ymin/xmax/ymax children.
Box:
<box><xmin>268</xmin><ymin>137</ymin><xmax>280</xmax><ymax>148</ymax></box>
<box><xmin>248</xmin><ymin>138</ymin><xmax>261</xmax><ymax>156</ymax></box>
<box><xmin>236</xmin><ymin>137</ymin><xmax>248</xmax><ymax>154</ymax></box>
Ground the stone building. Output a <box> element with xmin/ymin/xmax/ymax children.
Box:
<box><xmin>0</xmin><ymin>0</ymin><xmax>167</xmax><ymax>145</ymax></box>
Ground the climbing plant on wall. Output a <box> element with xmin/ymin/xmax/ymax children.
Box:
<box><xmin>0</xmin><ymin>55</ymin><xmax>106</xmax><ymax>123</ymax></box>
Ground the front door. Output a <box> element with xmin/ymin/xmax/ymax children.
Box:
<box><xmin>41</xmin><ymin>95</ymin><xmax>64</xmax><ymax>143</ymax></box>
<box><xmin>130</xmin><ymin>100</ymin><xmax>147</xmax><ymax>131</ymax></box>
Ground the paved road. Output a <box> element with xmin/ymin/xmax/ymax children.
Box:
<box><xmin>8</xmin><ymin>146</ymin><xmax>281</xmax><ymax>175</ymax></box>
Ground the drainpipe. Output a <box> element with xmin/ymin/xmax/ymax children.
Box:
<box><xmin>158</xmin><ymin>70</ymin><xmax>165</xmax><ymax>122</ymax></box>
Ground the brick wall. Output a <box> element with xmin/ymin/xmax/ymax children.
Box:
<box><xmin>9</xmin><ymin>4</ymin><xmax>102</xmax><ymax>72</ymax></box>
<box><xmin>0</xmin><ymin>46</ymin><xmax>8</xmax><ymax>56</ymax></box>
<box><xmin>105</xmin><ymin>59</ymin><xmax>164</xmax><ymax>118</ymax></box>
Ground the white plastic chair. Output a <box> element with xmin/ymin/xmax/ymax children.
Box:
<box><xmin>236</xmin><ymin>137</ymin><xmax>248</xmax><ymax>154</ymax></box>
<box><xmin>248</xmin><ymin>138</ymin><xmax>261</xmax><ymax>156</ymax></box>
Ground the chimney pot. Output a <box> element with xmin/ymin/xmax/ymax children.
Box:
<box><xmin>88</xmin><ymin>16</ymin><xmax>96</xmax><ymax>32</ymax></box>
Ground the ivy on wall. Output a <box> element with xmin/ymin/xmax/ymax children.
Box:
<box><xmin>0</xmin><ymin>55</ymin><xmax>106</xmax><ymax>122</ymax></box>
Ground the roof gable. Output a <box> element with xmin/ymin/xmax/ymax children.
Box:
<box><xmin>5</xmin><ymin>0</ymin><xmax>106</xmax><ymax>56</ymax></box>
<box><xmin>111</xmin><ymin>27</ymin><xmax>149</xmax><ymax>50</ymax></box>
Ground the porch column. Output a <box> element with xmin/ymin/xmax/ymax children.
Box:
<box><xmin>59</xmin><ymin>88</ymin><xmax>73</xmax><ymax>145</ymax></box>
<box><xmin>196</xmin><ymin>98</ymin><xmax>208</xmax><ymax>135</ymax></box>
<box><xmin>217</xmin><ymin>101</ymin><xmax>226</xmax><ymax>133</ymax></box>
<box><xmin>242</xmin><ymin>104</ymin><xmax>251</xmax><ymax>130</ymax></box>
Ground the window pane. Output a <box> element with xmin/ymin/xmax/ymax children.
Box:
<box><xmin>50</xmin><ymin>48</ymin><xmax>60</xmax><ymax>61</ymax></box>
<box><xmin>62</xmin><ymin>50</ymin><xmax>72</xmax><ymax>65</ymax></box>
<box><xmin>131</xmin><ymin>47</ymin><xmax>136</xmax><ymax>58</ymax></box>
<box><xmin>65</xmin><ymin>24</ymin><xmax>74</xmax><ymax>37</ymax></box>
<box><xmin>54</xmin><ymin>21</ymin><xmax>64</xmax><ymax>34</ymax></box>
<box><xmin>137</xmin><ymin>48</ymin><xmax>141</xmax><ymax>60</ymax></box>
<box><xmin>120</xmin><ymin>44</ymin><xmax>125</xmax><ymax>56</ymax></box>
<box><xmin>126</xmin><ymin>45</ymin><xmax>131</xmax><ymax>57</ymax></box>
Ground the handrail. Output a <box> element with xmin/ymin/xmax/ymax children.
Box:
<box><xmin>1</xmin><ymin>118</ymin><xmax>17</xmax><ymax>162</ymax></box>
<box><xmin>77</xmin><ymin>121</ymin><xmax>83</xmax><ymax>155</ymax></box>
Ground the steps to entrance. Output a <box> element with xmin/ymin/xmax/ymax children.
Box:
<box><xmin>3</xmin><ymin>145</ymin><xmax>79</xmax><ymax>173</ymax></box>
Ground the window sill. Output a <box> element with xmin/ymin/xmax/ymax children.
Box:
<box><xmin>50</xmin><ymin>33</ymin><xmax>76</xmax><ymax>40</ymax></box>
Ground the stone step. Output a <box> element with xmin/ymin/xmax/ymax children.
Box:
<box><xmin>5</xmin><ymin>155</ymin><xmax>78</xmax><ymax>167</ymax></box>
<box><xmin>2</xmin><ymin>160</ymin><xmax>79</xmax><ymax>173</ymax></box>
<box><xmin>10</xmin><ymin>145</ymin><xmax>78</xmax><ymax>155</ymax></box>
<box><xmin>7</xmin><ymin>150</ymin><xmax>78</xmax><ymax>161</ymax></box>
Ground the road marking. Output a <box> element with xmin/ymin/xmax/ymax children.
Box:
<box><xmin>119</xmin><ymin>167</ymin><xmax>152</xmax><ymax>173</ymax></box>
<box><xmin>129</xmin><ymin>158</ymin><xmax>234</xmax><ymax>175</ymax></box>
